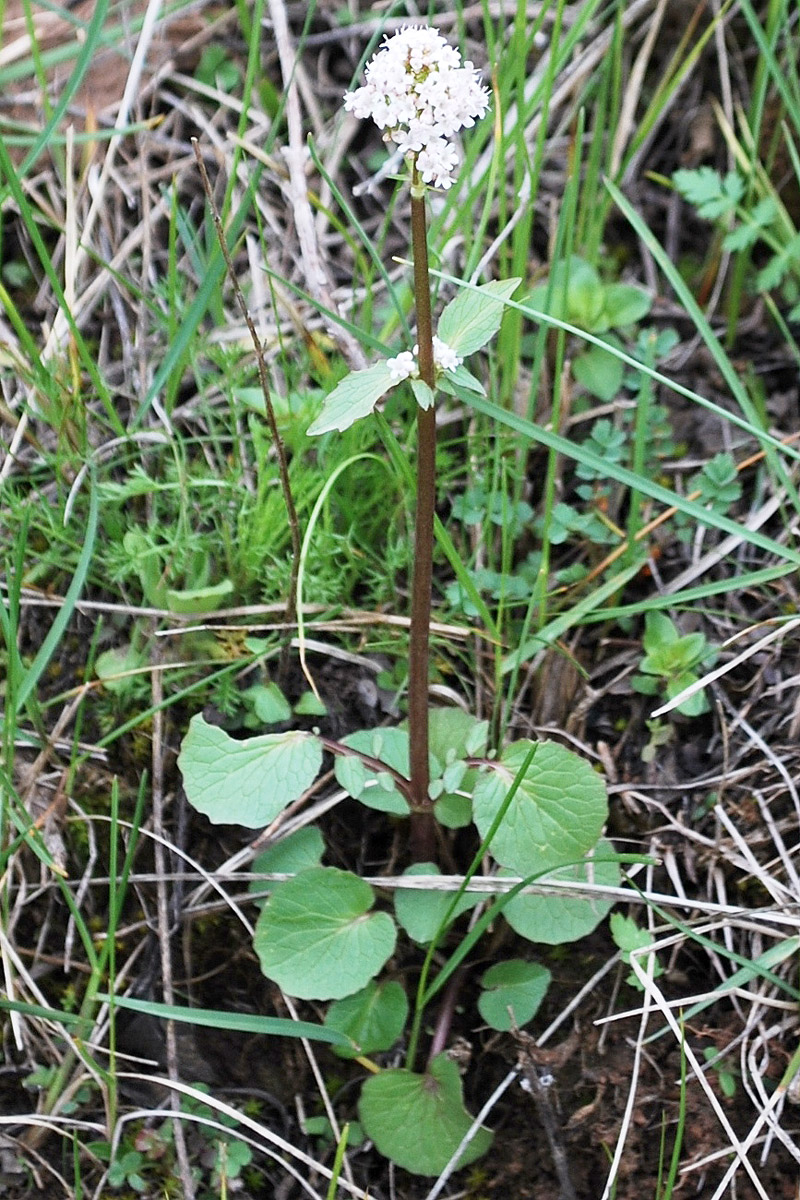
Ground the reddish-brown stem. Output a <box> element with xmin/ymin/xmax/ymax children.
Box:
<box><xmin>407</xmin><ymin>174</ymin><xmax>438</xmax><ymax>862</ymax></box>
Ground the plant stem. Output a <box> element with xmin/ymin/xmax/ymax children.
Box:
<box><xmin>408</xmin><ymin>173</ymin><xmax>437</xmax><ymax>862</ymax></box>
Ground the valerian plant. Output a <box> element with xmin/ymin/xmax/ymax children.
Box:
<box><xmin>179</xmin><ymin>26</ymin><xmax>618</xmax><ymax>1178</ymax></box>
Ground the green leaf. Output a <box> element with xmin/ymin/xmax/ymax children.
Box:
<box><xmin>441</xmin><ymin>363</ymin><xmax>486</xmax><ymax>395</ymax></box>
<box><xmin>436</xmin><ymin>278</ymin><xmax>521</xmax><ymax>356</ymax></box>
<box><xmin>410</xmin><ymin>378</ymin><xmax>435</xmax><ymax>409</ymax></box>
<box><xmin>307</xmin><ymin>362</ymin><xmax>397</xmax><ymax>435</ymax></box>
<box><xmin>478</xmin><ymin>960</ymin><xmax>551</xmax><ymax>1031</ymax></box>
<box><xmin>165</xmin><ymin>578</ymin><xmax>234</xmax><ymax>614</ymax></box>
<box><xmin>248</xmin><ymin>827</ymin><xmax>325</xmax><ymax>901</ymax></box>
<box><xmin>358</xmin><ymin>1053</ymin><xmax>492</xmax><ymax>1175</ymax></box>
<box><xmin>324</xmin><ymin>980</ymin><xmax>408</xmax><ymax>1058</ymax></box>
<box><xmin>334</xmin><ymin>728</ymin><xmax>411</xmax><ymax>814</ymax></box>
<box><xmin>178</xmin><ymin>714</ymin><xmax>322</xmax><ymax>828</ymax></box>
<box><xmin>393</xmin><ymin>864</ymin><xmax>482</xmax><ymax>945</ymax></box>
<box><xmin>602</xmin><ymin>282</ymin><xmax>651</xmax><ymax>327</ymax></box>
<box><xmin>95</xmin><ymin>643</ymin><xmax>145</xmax><ymax>694</ymax></box>
<box><xmin>472</xmin><ymin>740</ymin><xmax>608</xmax><ymax>874</ymax></box>
<box><xmin>293</xmin><ymin>690</ymin><xmax>328</xmax><ymax>716</ymax></box>
<box><xmin>427</xmin><ymin>708</ymin><xmax>487</xmax><ymax>827</ymax></box>
<box><xmin>243</xmin><ymin>682</ymin><xmax>292</xmax><ymax>724</ymax></box>
<box><xmin>428</xmin><ymin>707</ymin><xmax>489</xmax><ymax>763</ymax></box>
<box><xmin>572</xmin><ymin>341</ymin><xmax>625</xmax><ymax>401</ymax></box>
<box><xmin>253</xmin><ymin>868</ymin><xmax>396</xmax><ymax>999</ymax></box>
<box><xmin>502</xmin><ymin>842</ymin><xmax>619</xmax><ymax>944</ymax></box>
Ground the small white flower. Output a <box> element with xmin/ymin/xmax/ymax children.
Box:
<box><xmin>386</xmin><ymin>350</ymin><xmax>416</xmax><ymax>381</ymax></box>
<box><xmin>416</xmin><ymin>138</ymin><xmax>460</xmax><ymax>189</ymax></box>
<box><xmin>343</xmin><ymin>25</ymin><xmax>490</xmax><ymax>190</ymax></box>
<box><xmin>432</xmin><ymin>336</ymin><xmax>462</xmax><ymax>372</ymax></box>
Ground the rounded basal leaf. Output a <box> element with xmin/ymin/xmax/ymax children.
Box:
<box><xmin>393</xmin><ymin>863</ymin><xmax>482</xmax><ymax>945</ymax></box>
<box><xmin>248</xmin><ymin>827</ymin><xmax>325</xmax><ymax>902</ymax></box>
<box><xmin>472</xmin><ymin>740</ymin><xmax>607</xmax><ymax>874</ymax></box>
<box><xmin>502</xmin><ymin>842</ymin><xmax>619</xmax><ymax>945</ymax></box>
<box><xmin>324</xmin><ymin>980</ymin><xmax>408</xmax><ymax>1058</ymax></box>
<box><xmin>334</xmin><ymin>728</ymin><xmax>410</xmax><ymax>815</ymax></box>
<box><xmin>253</xmin><ymin>868</ymin><xmax>396</xmax><ymax>1000</ymax></box>
<box><xmin>478</xmin><ymin>960</ymin><xmax>551</xmax><ymax>1032</ymax></box>
<box><xmin>178</xmin><ymin>714</ymin><xmax>322</xmax><ymax>829</ymax></box>
<box><xmin>358</xmin><ymin>1052</ymin><xmax>492</xmax><ymax>1175</ymax></box>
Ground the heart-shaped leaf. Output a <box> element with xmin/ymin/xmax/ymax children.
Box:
<box><xmin>478</xmin><ymin>959</ymin><xmax>551</xmax><ymax>1031</ymax></box>
<box><xmin>324</xmin><ymin>980</ymin><xmax>408</xmax><ymax>1058</ymax></box>
<box><xmin>472</xmin><ymin>739</ymin><xmax>607</xmax><ymax>875</ymax></box>
<box><xmin>358</xmin><ymin>1052</ymin><xmax>492</xmax><ymax>1175</ymax></box>
<box><xmin>253</xmin><ymin>868</ymin><xmax>396</xmax><ymax>999</ymax></box>
<box><xmin>178</xmin><ymin>715</ymin><xmax>322</xmax><ymax>828</ymax></box>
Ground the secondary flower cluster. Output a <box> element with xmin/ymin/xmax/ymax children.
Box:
<box><xmin>387</xmin><ymin>336</ymin><xmax>462</xmax><ymax>382</ymax></box>
<box><xmin>344</xmin><ymin>25</ymin><xmax>490</xmax><ymax>189</ymax></box>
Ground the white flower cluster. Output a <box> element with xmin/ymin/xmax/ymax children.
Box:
<box><xmin>387</xmin><ymin>336</ymin><xmax>463</xmax><ymax>382</ymax></box>
<box><xmin>344</xmin><ymin>25</ymin><xmax>490</xmax><ymax>190</ymax></box>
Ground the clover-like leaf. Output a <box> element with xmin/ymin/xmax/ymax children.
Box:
<box><xmin>478</xmin><ymin>959</ymin><xmax>551</xmax><ymax>1031</ymax></box>
<box><xmin>178</xmin><ymin>714</ymin><xmax>322</xmax><ymax>828</ymax></box>
<box><xmin>324</xmin><ymin>980</ymin><xmax>408</xmax><ymax>1058</ymax></box>
<box><xmin>436</xmin><ymin>278</ymin><xmax>521</xmax><ymax>357</ymax></box>
<box><xmin>358</xmin><ymin>1052</ymin><xmax>492</xmax><ymax>1175</ymax></box>
<box><xmin>472</xmin><ymin>739</ymin><xmax>607</xmax><ymax>874</ymax></box>
<box><xmin>307</xmin><ymin>362</ymin><xmax>397</xmax><ymax>435</ymax></box>
<box><xmin>334</xmin><ymin>728</ymin><xmax>411</xmax><ymax>814</ymax></box>
<box><xmin>501</xmin><ymin>840</ymin><xmax>619</xmax><ymax>945</ymax></box>
<box><xmin>393</xmin><ymin>863</ymin><xmax>483</xmax><ymax>945</ymax></box>
<box><xmin>253</xmin><ymin>868</ymin><xmax>396</xmax><ymax>1000</ymax></box>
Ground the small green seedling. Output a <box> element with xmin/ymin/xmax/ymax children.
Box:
<box><xmin>631</xmin><ymin>612</ymin><xmax>716</xmax><ymax>717</ymax></box>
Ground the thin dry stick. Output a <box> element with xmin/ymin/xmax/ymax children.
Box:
<box><xmin>192</xmin><ymin>139</ymin><xmax>301</xmax><ymax>682</ymax></box>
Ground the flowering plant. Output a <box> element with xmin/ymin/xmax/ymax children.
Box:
<box><xmin>343</xmin><ymin>25</ymin><xmax>490</xmax><ymax>189</ymax></box>
<box><xmin>180</xmin><ymin>24</ymin><xmax>616</xmax><ymax>1181</ymax></box>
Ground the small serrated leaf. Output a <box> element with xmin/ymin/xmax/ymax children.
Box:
<box><xmin>178</xmin><ymin>715</ymin><xmax>322</xmax><ymax>828</ymax></box>
<box><xmin>307</xmin><ymin>362</ymin><xmax>397</xmax><ymax>435</ymax></box>
<box><xmin>358</xmin><ymin>1053</ymin><xmax>492</xmax><ymax>1175</ymax></box>
<box><xmin>437</xmin><ymin>278</ymin><xmax>521</xmax><ymax>356</ymax></box>
<box><xmin>253</xmin><ymin>868</ymin><xmax>396</xmax><ymax>1000</ymax></box>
